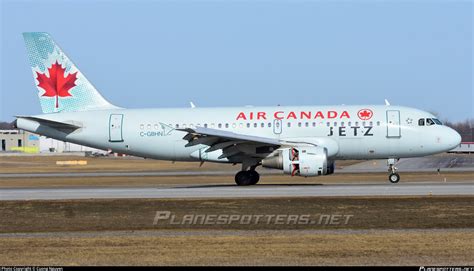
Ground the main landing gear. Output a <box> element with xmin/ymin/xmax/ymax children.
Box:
<box><xmin>235</xmin><ymin>164</ymin><xmax>260</xmax><ymax>186</ymax></box>
<box><xmin>235</xmin><ymin>170</ymin><xmax>260</xmax><ymax>186</ymax></box>
<box><xmin>387</xmin><ymin>158</ymin><xmax>400</xmax><ymax>183</ymax></box>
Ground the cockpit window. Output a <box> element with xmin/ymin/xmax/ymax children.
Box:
<box><xmin>419</xmin><ymin>118</ymin><xmax>442</xmax><ymax>126</ymax></box>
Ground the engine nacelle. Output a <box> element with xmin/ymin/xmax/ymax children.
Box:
<box><xmin>326</xmin><ymin>160</ymin><xmax>335</xmax><ymax>175</ymax></box>
<box><xmin>262</xmin><ymin>146</ymin><xmax>329</xmax><ymax>177</ymax></box>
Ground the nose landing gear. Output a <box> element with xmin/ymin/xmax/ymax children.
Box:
<box><xmin>387</xmin><ymin>158</ymin><xmax>400</xmax><ymax>183</ymax></box>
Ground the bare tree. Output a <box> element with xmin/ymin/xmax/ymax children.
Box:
<box><xmin>0</xmin><ymin>122</ymin><xmax>15</xmax><ymax>130</ymax></box>
<box><xmin>445</xmin><ymin>119</ymin><xmax>473</xmax><ymax>142</ymax></box>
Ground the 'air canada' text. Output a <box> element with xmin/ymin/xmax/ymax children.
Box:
<box><xmin>236</xmin><ymin>111</ymin><xmax>351</xmax><ymax>120</ymax></box>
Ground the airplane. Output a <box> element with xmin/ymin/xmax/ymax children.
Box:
<box><xmin>14</xmin><ymin>32</ymin><xmax>462</xmax><ymax>185</ymax></box>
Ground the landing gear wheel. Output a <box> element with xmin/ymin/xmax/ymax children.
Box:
<box><xmin>389</xmin><ymin>173</ymin><xmax>400</xmax><ymax>183</ymax></box>
<box><xmin>235</xmin><ymin>171</ymin><xmax>253</xmax><ymax>186</ymax></box>
<box><xmin>235</xmin><ymin>170</ymin><xmax>260</xmax><ymax>186</ymax></box>
<box><xmin>248</xmin><ymin>170</ymin><xmax>260</xmax><ymax>185</ymax></box>
<box><xmin>387</xmin><ymin>158</ymin><xmax>400</xmax><ymax>184</ymax></box>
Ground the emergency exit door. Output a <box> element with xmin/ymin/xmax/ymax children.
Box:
<box><xmin>109</xmin><ymin>114</ymin><xmax>124</xmax><ymax>142</ymax></box>
<box><xmin>386</xmin><ymin>110</ymin><xmax>401</xmax><ymax>138</ymax></box>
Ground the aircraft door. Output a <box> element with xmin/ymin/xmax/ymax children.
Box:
<box><xmin>273</xmin><ymin>119</ymin><xmax>282</xmax><ymax>135</ymax></box>
<box><xmin>109</xmin><ymin>114</ymin><xmax>124</xmax><ymax>142</ymax></box>
<box><xmin>386</xmin><ymin>110</ymin><xmax>401</xmax><ymax>138</ymax></box>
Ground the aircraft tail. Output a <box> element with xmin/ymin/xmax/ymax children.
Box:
<box><xmin>23</xmin><ymin>32</ymin><xmax>118</xmax><ymax>114</ymax></box>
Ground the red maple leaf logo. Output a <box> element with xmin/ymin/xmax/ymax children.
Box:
<box><xmin>357</xmin><ymin>109</ymin><xmax>373</xmax><ymax>120</ymax></box>
<box><xmin>36</xmin><ymin>61</ymin><xmax>77</xmax><ymax>108</ymax></box>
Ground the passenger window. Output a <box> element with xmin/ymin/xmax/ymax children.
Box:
<box><xmin>218</xmin><ymin>123</ymin><xmax>222</xmax><ymax>128</ymax></box>
<box><xmin>418</xmin><ymin>119</ymin><xmax>425</xmax><ymax>126</ymax></box>
<box><xmin>140</xmin><ymin>124</ymin><xmax>144</xmax><ymax>130</ymax></box>
<box><xmin>225</xmin><ymin>123</ymin><xmax>229</xmax><ymax>128</ymax></box>
<box><xmin>376</xmin><ymin>121</ymin><xmax>380</xmax><ymax>126</ymax></box>
<box><xmin>298</xmin><ymin>122</ymin><xmax>302</xmax><ymax>127</ymax></box>
<box><xmin>254</xmin><ymin>123</ymin><xmax>258</xmax><ymax>128</ymax></box>
<box><xmin>334</xmin><ymin>122</ymin><xmax>337</xmax><ymax>127</ymax></box>
<box><xmin>261</xmin><ymin>123</ymin><xmax>265</xmax><ymax>128</ymax></box>
<box><xmin>312</xmin><ymin>122</ymin><xmax>316</xmax><ymax>127</ymax></box>
<box><xmin>426</xmin><ymin>118</ymin><xmax>435</xmax><ymax>126</ymax></box>
<box><xmin>268</xmin><ymin>123</ymin><xmax>272</xmax><ymax>128</ymax></box>
<box><xmin>287</xmin><ymin>123</ymin><xmax>291</xmax><ymax>128</ymax></box>
<box><xmin>305</xmin><ymin>122</ymin><xmax>309</xmax><ymax>127</ymax></box>
<box><xmin>175</xmin><ymin>124</ymin><xmax>179</xmax><ymax>128</ymax></box>
<box><xmin>246</xmin><ymin>123</ymin><xmax>250</xmax><ymax>128</ymax></box>
<box><xmin>204</xmin><ymin>124</ymin><xmax>208</xmax><ymax>128</ymax></box>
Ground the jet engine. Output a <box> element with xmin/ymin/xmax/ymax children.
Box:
<box><xmin>326</xmin><ymin>160</ymin><xmax>335</xmax><ymax>175</ymax></box>
<box><xmin>262</xmin><ymin>146</ymin><xmax>331</xmax><ymax>177</ymax></box>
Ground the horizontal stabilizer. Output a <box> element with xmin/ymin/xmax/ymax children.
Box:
<box><xmin>16</xmin><ymin>116</ymin><xmax>81</xmax><ymax>131</ymax></box>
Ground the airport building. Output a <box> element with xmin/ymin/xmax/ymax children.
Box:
<box><xmin>0</xmin><ymin>129</ymin><xmax>40</xmax><ymax>153</ymax></box>
<box><xmin>0</xmin><ymin>129</ymin><xmax>103</xmax><ymax>154</ymax></box>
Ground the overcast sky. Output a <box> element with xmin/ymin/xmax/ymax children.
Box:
<box><xmin>1</xmin><ymin>0</ymin><xmax>472</xmax><ymax>122</ymax></box>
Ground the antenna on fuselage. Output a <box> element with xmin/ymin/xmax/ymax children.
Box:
<box><xmin>384</xmin><ymin>99</ymin><xmax>391</xmax><ymax>106</ymax></box>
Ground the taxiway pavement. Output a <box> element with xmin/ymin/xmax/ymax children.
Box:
<box><xmin>1</xmin><ymin>182</ymin><xmax>472</xmax><ymax>200</ymax></box>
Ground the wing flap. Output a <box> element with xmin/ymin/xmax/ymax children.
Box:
<box><xmin>178</xmin><ymin>126</ymin><xmax>280</xmax><ymax>160</ymax></box>
<box><xmin>178</xmin><ymin>127</ymin><xmax>280</xmax><ymax>146</ymax></box>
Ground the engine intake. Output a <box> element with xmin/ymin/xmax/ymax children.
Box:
<box><xmin>262</xmin><ymin>146</ymin><xmax>329</xmax><ymax>177</ymax></box>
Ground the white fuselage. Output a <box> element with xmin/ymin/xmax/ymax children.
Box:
<box><xmin>17</xmin><ymin>104</ymin><xmax>461</xmax><ymax>163</ymax></box>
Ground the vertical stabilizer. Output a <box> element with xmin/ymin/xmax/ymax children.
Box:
<box><xmin>23</xmin><ymin>32</ymin><xmax>118</xmax><ymax>113</ymax></box>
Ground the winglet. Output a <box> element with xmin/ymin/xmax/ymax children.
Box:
<box><xmin>190</xmin><ymin>102</ymin><xmax>196</xmax><ymax>108</ymax></box>
<box><xmin>384</xmin><ymin>99</ymin><xmax>391</xmax><ymax>106</ymax></box>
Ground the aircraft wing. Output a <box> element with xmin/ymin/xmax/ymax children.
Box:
<box><xmin>177</xmin><ymin>127</ymin><xmax>281</xmax><ymax>160</ymax></box>
<box><xmin>178</xmin><ymin>127</ymin><xmax>340</xmax><ymax>161</ymax></box>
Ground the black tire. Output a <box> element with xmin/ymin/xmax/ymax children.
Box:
<box><xmin>389</xmin><ymin>173</ymin><xmax>400</xmax><ymax>183</ymax></box>
<box><xmin>235</xmin><ymin>171</ymin><xmax>253</xmax><ymax>186</ymax></box>
<box><xmin>248</xmin><ymin>170</ymin><xmax>260</xmax><ymax>185</ymax></box>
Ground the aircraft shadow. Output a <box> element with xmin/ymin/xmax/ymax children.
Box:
<box><xmin>170</xmin><ymin>183</ymin><xmax>324</xmax><ymax>189</ymax></box>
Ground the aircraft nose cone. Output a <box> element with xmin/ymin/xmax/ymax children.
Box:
<box><xmin>445</xmin><ymin>127</ymin><xmax>462</xmax><ymax>150</ymax></box>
